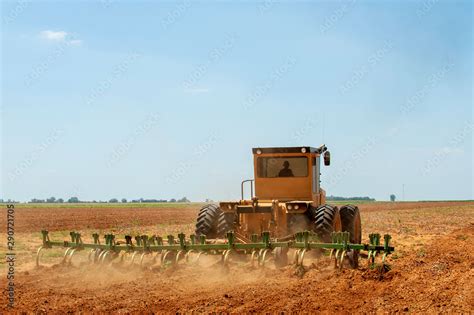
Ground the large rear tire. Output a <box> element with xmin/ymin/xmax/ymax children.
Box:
<box><xmin>307</xmin><ymin>204</ymin><xmax>342</xmax><ymax>242</ymax></box>
<box><xmin>340</xmin><ymin>204</ymin><xmax>362</xmax><ymax>269</ymax></box>
<box><xmin>217</xmin><ymin>212</ymin><xmax>236</xmax><ymax>237</ymax></box>
<box><xmin>195</xmin><ymin>204</ymin><xmax>222</xmax><ymax>238</ymax></box>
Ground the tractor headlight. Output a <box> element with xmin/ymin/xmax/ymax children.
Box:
<box><xmin>227</xmin><ymin>204</ymin><xmax>233</xmax><ymax>210</ymax></box>
<box><xmin>286</xmin><ymin>203</ymin><xmax>307</xmax><ymax>211</ymax></box>
<box><xmin>301</xmin><ymin>147</ymin><xmax>307</xmax><ymax>153</ymax></box>
<box><xmin>256</xmin><ymin>149</ymin><xmax>262</xmax><ymax>154</ymax></box>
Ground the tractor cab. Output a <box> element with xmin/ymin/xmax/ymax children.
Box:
<box><xmin>196</xmin><ymin>144</ymin><xmax>362</xmax><ymax>267</ymax></box>
<box><xmin>251</xmin><ymin>145</ymin><xmax>330</xmax><ymax>205</ymax></box>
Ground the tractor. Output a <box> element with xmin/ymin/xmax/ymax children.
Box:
<box><xmin>36</xmin><ymin>145</ymin><xmax>393</xmax><ymax>271</ymax></box>
<box><xmin>195</xmin><ymin>145</ymin><xmax>362</xmax><ymax>267</ymax></box>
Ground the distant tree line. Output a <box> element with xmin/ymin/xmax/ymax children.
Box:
<box><xmin>0</xmin><ymin>199</ymin><xmax>20</xmax><ymax>203</ymax></box>
<box><xmin>23</xmin><ymin>196</ymin><xmax>191</xmax><ymax>203</ymax></box>
<box><xmin>326</xmin><ymin>195</ymin><xmax>375</xmax><ymax>201</ymax></box>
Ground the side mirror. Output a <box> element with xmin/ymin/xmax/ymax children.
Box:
<box><xmin>324</xmin><ymin>151</ymin><xmax>331</xmax><ymax>166</ymax></box>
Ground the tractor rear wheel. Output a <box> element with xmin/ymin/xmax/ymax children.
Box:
<box><xmin>217</xmin><ymin>212</ymin><xmax>236</xmax><ymax>237</ymax></box>
<box><xmin>195</xmin><ymin>204</ymin><xmax>222</xmax><ymax>238</ymax></box>
<box><xmin>308</xmin><ymin>204</ymin><xmax>342</xmax><ymax>242</ymax></box>
<box><xmin>340</xmin><ymin>205</ymin><xmax>362</xmax><ymax>269</ymax></box>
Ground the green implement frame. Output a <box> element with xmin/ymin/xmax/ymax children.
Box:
<box><xmin>37</xmin><ymin>230</ymin><xmax>394</xmax><ymax>270</ymax></box>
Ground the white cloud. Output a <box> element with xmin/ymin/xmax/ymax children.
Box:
<box><xmin>39</xmin><ymin>30</ymin><xmax>83</xmax><ymax>46</ymax></box>
<box><xmin>40</xmin><ymin>30</ymin><xmax>68</xmax><ymax>41</ymax></box>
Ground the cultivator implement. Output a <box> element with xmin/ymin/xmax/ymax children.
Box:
<box><xmin>37</xmin><ymin>230</ymin><xmax>394</xmax><ymax>271</ymax></box>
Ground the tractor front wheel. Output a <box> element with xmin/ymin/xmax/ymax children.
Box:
<box><xmin>195</xmin><ymin>204</ymin><xmax>222</xmax><ymax>238</ymax></box>
<box><xmin>217</xmin><ymin>212</ymin><xmax>236</xmax><ymax>237</ymax></box>
<box><xmin>308</xmin><ymin>204</ymin><xmax>342</xmax><ymax>242</ymax></box>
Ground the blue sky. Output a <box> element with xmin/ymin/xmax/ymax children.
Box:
<box><xmin>1</xmin><ymin>1</ymin><xmax>472</xmax><ymax>202</ymax></box>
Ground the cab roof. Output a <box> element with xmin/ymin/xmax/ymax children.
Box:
<box><xmin>252</xmin><ymin>145</ymin><xmax>327</xmax><ymax>154</ymax></box>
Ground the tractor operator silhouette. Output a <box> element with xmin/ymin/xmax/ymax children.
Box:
<box><xmin>278</xmin><ymin>160</ymin><xmax>294</xmax><ymax>177</ymax></box>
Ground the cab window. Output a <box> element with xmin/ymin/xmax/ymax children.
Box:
<box><xmin>257</xmin><ymin>157</ymin><xmax>308</xmax><ymax>178</ymax></box>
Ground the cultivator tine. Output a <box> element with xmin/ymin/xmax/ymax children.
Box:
<box><xmin>194</xmin><ymin>251</ymin><xmax>205</xmax><ymax>264</ymax></box>
<box><xmin>258</xmin><ymin>249</ymin><xmax>270</xmax><ymax>267</ymax></box>
<box><xmin>139</xmin><ymin>252</ymin><xmax>147</xmax><ymax>267</ymax></box>
<box><xmin>36</xmin><ymin>246</ymin><xmax>44</xmax><ymax>267</ymax></box>
<box><xmin>176</xmin><ymin>250</ymin><xmax>185</xmax><ymax>265</ymax></box>
<box><xmin>88</xmin><ymin>249</ymin><xmax>95</xmax><ymax>262</ymax></box>
<box><xmin>98</xmin><ymin>250</ymin><xmax>108</xmax><ymax>265</ymax></box>
<box><xmin>93</xmin><ymin>249</ymin><xmax>102</xmax><ymax>263</ymax></box>
<box><xmin>367</xmin><ymin>233</ymin><xmax>380</xmax><ymax>267</ymax></box>
<box><xmin>382</xmin><ymin>234</ymin><xmax>392</xmax><ymax>264</ymax></box>
<box><xmin>222</xmin><ymin>250</ymin><xmax>232</xmax><ymax>267</ymax></box>
<box><xmin>62</xmin><ymin>248</ymin><xmax>73</xmax><ymax>264</ymax></box>
<box><xmin>105</xmin><ymin>251</ymin><xmax>114</xmax><ymax>265</ymax></box>
<box><xmin>99</xmin><ymin>251</ymin><xmax>107</xmax><ymax>265</ymax></box>
<box><xmin>90</xmin><ymin>249</ymin><xmax>99</xmax><ymax>263</ymax></box>
<box><xmin>293</xmin><ymin>250</ymin><xmax>306</xmax><ymax>267</ymax></box>
<box><xmin>293</xmin><ymin>249</ymin><xmax>301</xmax><ymax>265</ymax></box>
<box><xmin>130</xmin><ymin>252</ymin><xmax>138</xmax><ymax>266</ymax></box>
<box><xmin>330</xmin><ymin>232</ymin><xmax>350</xmax><ymax>269</ymax></box>
<box><xmin>339</xmin><ymin>251</ymin><xmax>346</xmax><ymax>270</ymax></box>
<box><xmin>221</xmin><ymin>250</ymin><xmax>227</xmax><ymax>264</ymax></box>
<box><xmin>271</xmin><ymin>248</ymin><xmax>279</xmax><ymax>265</ymax></box>
<box><xmin>160</xmin><ymin>250</ymin><xmax>167</xmax><ymax>264</ymax></box>
<box><xmin>67</xmin><ymin>248</ymin><xmax>77</xmax><ymax>265</ymax></box>
<box><xmin>250</xmin><ymin>250</ymin><xmax>258</xmax><ymax>267</ymax></box>
<box><xmin>184</xmin><ymin>250</ymin><xmax>195</xmax><ymax>262</ymax></box>
<box><xmin>161</xmin><ymin>250</ymin><xmax>174</xmax><ymax>267</ymax></box>
<box><xmin>256</xmin><ymin>249</ymin><xmax>263</xmax><ymax>266</ymax></box>
<box><xmin>118</xmin><ymin>250</ymin><xmax>127</xmax><ymax>263</ymax></box>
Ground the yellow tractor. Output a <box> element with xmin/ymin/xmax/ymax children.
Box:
<box><xmin>36</xmin><ymin>145</ymin><xmax>392</xmax><ymax>271</ymax></box>
<box><xmin>195</xmin><ymin>145</ymin><xmax>362</xmax><ymax>268</ymax></box>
